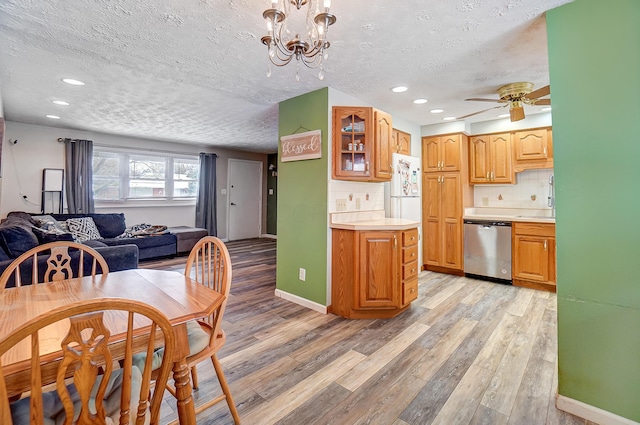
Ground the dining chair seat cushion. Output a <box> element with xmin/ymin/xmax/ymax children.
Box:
<box><xmin>133</xmin><ymin>319</ymin><xmax>210</xmax><ymax>374</ymax></box>
<box><xmin>10</xmin><ymin>366</ymin><xmax>145</xmax><ymax>425</ymax></box>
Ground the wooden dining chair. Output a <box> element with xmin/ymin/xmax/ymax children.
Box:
<box><xmin>175</xmin><ymin>236</ymin><xmax>240</xmax><ymax>423</ymax></box>
<box><xmin>0</xmin><ymin>241</ymin><xmax>109</xmax><ymax>289</ymax></box>
<box><xmin>0</xmin><ymin>297</ymin><xmax>175</xmax><ymax>425</ymax></box>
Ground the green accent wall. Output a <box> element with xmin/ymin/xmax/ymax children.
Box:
<box><xmin>547</xmin><ymin>0</ymin><xmax>640</xmax><ymax>420</ymax></box>
<box><xmin>276</xmin><ymin>88</ymin><xmax>329</xmax><ymax>305</ymax></box>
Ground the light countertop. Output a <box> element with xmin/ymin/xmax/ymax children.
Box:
<box><xmin>463</xmin><ymin>208</ymin><xmax>556</xmax><ymax>224</ymax></box>
<box><xmin>330</xmin><ymin>210</ymin><xmax>420</xmax><ymax>231</ymax></box>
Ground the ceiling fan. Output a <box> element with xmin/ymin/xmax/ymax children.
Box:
<box><xmin>458</xmin><ymin>82</ymin><xmax>551</xmax><ymax>122</ymax></box>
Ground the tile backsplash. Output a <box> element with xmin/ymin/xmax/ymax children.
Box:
<box><xmin>328</xmin><ymin>181</ymin><xmax>385</xmax><ymax>213</ymax></box>
<box><xmin>473</xmin><ymin>169</ymin><xmax>554</xmax><ymax>210</ymax></box>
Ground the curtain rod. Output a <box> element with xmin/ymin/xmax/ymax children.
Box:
<box><xmin>58</xmin><ymin>138</ymin><xmax>217</xmax><ymax>157</ymax></box>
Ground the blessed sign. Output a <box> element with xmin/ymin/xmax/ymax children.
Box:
<box><xmin>280</xmin><ymin>129</ymin><xmax>322</xmax><ymax>162</ymax></box>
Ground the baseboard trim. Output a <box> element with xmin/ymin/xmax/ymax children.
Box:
<box><xmin>261</xmin><ymin>234</ymin><xmax>277</xmax><ymax>239</ymax></box>
<box><xmin>274</xmin><ymin>289</ymin><xmax>328</xmax><ymax>314</ymax></box>
<box><xmin>556</xmin><ymin>394</ymin><xmax>639</xmax><ymax>425</ymax></box>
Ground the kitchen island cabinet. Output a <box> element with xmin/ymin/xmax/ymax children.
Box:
<box><xmin>330</xmin><ymin>226</ymin><xmax>418</xmax><ymax>319</ymax></box>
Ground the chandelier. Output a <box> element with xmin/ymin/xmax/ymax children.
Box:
<box><xmin>261</xmin><ymin>0</ymin><xmax>336</xmax><ymax>80</ymax></box>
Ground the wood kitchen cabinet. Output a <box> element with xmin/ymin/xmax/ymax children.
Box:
<box><xmin>423</xmin><ymin>173</ymin><xmax>464</xmax><ymax>271</ymax></box>
<box><xmin>469</xmin><ymin>133</ymin><xmax>514</xmax><ymax>184</ymax></box>
<box><xmin>513</xmin><ymin>222</ymin><xmax>556</xmax><ymax>292</ymax></box>
<box><xmin>393</xmin><ymin>128</ymin><xmax>411</xmax><ymax>155</ymax></box>
<box><xmin>421</xmin><ymin>133</ymin><xmax>471</xmax><ymax>275</ymax></box>
<box><xmin>331</xmin><ymin>227</ymin><xmax>418</xmax><ymax>319</ymax></box>
<box><xmin>422</xmin><ymin>133</ymin><xmax>463</xmax><ymax>173</ymax></box>
<box><xmin>513</xmin><ymin>127</ymin><xmax>554</xmax><ymax>172</ymax></box>
<box><xmin>332</xmin><ymin>106</ymin><xmax>393</xmax><ymax>181</ymax></box>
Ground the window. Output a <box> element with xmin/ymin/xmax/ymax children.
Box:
<box><xmin>93</xmin><ymin>148</ymin><xmax>199</xmax><ymax>202</ymax></box>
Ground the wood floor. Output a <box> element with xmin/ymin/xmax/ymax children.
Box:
<box><xmin>141</xmin><ymin>238</ymin><xmax>592</xmax><ymax>425</ymax></box>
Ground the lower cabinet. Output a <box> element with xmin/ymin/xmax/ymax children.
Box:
<box><xmin>331</xmin><ymin>227</ymin><xmax>418</xmax><ymax>319</ymax></box>
<box><xmin>512</xmin><ymin>222</ymin><xmax>556</xmax><ymax>292</ymax></box>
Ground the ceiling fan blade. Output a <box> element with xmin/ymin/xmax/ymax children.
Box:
<box><xmin>527</xmin><ymin>85</ymin><xmax>550</xmax><ymax>99</ymax></box>
<box><xmin>534</xmin><ymin>99</ymin><xmax>551</xmax><ymax>106</ymax></box>
<box><xmin>456</xmin><ymin>105</ymin><xmax>506</xmax><ymax>120</ymax></box>
<box><xmin>465</xmin><ymin>98</ymin><xmax>505</xmax><ymax>103</ymax></box>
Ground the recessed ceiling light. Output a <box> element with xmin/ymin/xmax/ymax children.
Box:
<box><xmin>430</xmin><ymin>108</ymin><xmax>444</xmax><ymax>114</ymax></box>
<box><xmin>541</xmin><ymin>107</ymin><xmax>552</xmax><ymax>112</ymax></box>
<box><xmin>391</xmin><ymin>86</ymin><xmax>408</xmax><ymax>93</ymax></box>
<box><xmin>413</xmin><ymin>98</ymin><xmax>428</xmax><ymax>104</ymax></box>
<box><xmin>53</xmin><ymin>100</ymin><xmax>70</xmax><ymax>106</ymax></box>
<box><xmin>46</xmin><ymin>115</ymin><xmax>61</xmax><ymax>119</ymax></box>
<box><xmin>62</xmin><ymin>78</ymin><xmax>85</xmax><ymax>86</ymax></box>
<box><xmin>498</xmin><ymin>113</ymin><xmax>510</xmax><ymax>119</ymax></box>
<box><xmin>443</xmin><ymin>116</ymin><xmax>457</xmax><ymax>121</ymax></box>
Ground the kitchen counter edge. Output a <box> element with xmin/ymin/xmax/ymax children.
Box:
<box><xmin>330</xmin><ymin>218</ymin><xmax>420</xmax><ymax>231</ymax></box>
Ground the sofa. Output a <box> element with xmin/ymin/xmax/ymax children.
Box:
<box><xmin>0</xmin><ymin>212</ymin><xmax>177</xmax><ymax>287</ymax></box>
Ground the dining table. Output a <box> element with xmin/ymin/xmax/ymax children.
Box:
<box><xmin>0</xmin><ymin>268</ymin><xmax>225</xmax><ymax>425</ymax></box>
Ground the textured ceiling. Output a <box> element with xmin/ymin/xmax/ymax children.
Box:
<box><xmin>0</xmin><ymin>0</ymin><xmax>572</xmax><ymax>153</ymax></box>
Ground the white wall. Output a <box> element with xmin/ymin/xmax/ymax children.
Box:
<box><xmin>1</xmin><ymin>121</ymin><xmax>268</xmax><ymax>240</ymax></box>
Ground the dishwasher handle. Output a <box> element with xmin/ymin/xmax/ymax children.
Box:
<box><xmin>464</xmin><ymin>220</ymin><xmax>512</xmax><ymax>227</ymax></box>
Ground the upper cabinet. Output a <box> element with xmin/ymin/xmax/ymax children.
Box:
<box><xmin>393</xmin><ymin>129</ymin><xmax>411</xmax><ymax>156</ymax></box>
<box><xmin>469</xmin><ymin>133</ymin><xmax>514</xmax><ymax>184</ymax></box>
<box><xmin>332</xmin><ymin>106</ymin><xmax>393</xmax><ymax>181</ymax></box>
<box><xmin>422</xmin><ymin>133</ymin><xmax>463</xmax><ymax>173</ymax></box>
<box><xmin>513</xmin><ymin>128</ymin><xmax>553</xmax><ymax>172</ymax></box>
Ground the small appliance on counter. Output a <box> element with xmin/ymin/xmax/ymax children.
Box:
<box><xmin>463</xmin><ymin>219</ymin><xmax>512</xmax><ymax>284</ymax></box>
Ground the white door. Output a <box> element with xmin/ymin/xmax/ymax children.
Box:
<box><xmin>228</xmin><ymin>159</ymin><xmax>262</xmax><ymax>241</ymax></box>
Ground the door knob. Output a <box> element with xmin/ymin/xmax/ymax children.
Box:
<box><xmin>231</xmin><ymin>203</ymin><xmax>237</xmax><ymax>206</ymax></box>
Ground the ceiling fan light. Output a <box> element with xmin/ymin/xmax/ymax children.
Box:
<box><xmin>510</xmin><ymin>105</ymin><xmax>525</xmax><ymax>121</ymax></box>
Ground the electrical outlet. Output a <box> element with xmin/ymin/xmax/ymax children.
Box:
<box><xmin>482</xmin><ymin>197</ymin><xmax>489</xmax><ymax>206</ymax></box>
<box><xmin>299</xmin><ymin>268</ymin><xmax>306</xmax><ymax>281</ymax></box>
<box><xmin>336</xmin><ymin>199</ymin><xmax>347</xmax><ymax>211</ymax></box>
<box><xmin>355</xmin><ymin>198</ymin><xmax>361</xmax><ymax>210</ymax></box>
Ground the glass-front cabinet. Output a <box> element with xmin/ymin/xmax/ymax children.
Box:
<box><xmin>332</xmin><ymin>106</ymin><xmax>393</xmax><ymax>182</ymax></box>
<box><xmin>333</xmin><ymin>107</ymin><xmax>373</xmax><ymax>179</ymax></box>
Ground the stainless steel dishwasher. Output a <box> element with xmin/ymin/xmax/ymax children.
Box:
<box><xmin>464</xmin><ymin>220</ymin><xmax>512</xmax><ymax>284</ymax></box>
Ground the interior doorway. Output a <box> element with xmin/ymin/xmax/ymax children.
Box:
<box><xmin>227</xmin><ymin>159</ymin><xmax>262</xmax><ymax>241</ymax></box>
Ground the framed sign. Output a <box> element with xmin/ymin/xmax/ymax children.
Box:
<box><xmin>280</xmin><ymin>129</ymin><xmax>322</xmax><ymax>162</ymax></box>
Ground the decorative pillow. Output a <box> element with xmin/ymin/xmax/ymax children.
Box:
<box><xmin>66</xmin><ymin>217</ymin><xmax>101</xmax><ymax>242</ymax></box>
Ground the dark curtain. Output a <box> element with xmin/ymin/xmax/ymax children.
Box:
<box><xmin>64</xmin><ymin>139</ymin><xmax>94</xmax><ymax>214</ymax></box>
<box><xmin>196</xmin><ymin>153</ymin><xmax>217</xmax><ymax>236</ymax></box>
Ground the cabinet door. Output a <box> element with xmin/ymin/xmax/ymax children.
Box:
<box><xmin>515</xmin><ymin>129</ymin><xmax>549</xmax><ymax>161</ymax></box>
<box><xmin>422</xmin><ymin>174</ymin><xmax>442</xmax><ymax>266</ymax></box>
<box><xmin>469</xmin><ymin>136</ymin><xmax>490</xmax><ymax>183</ymax></box>
<box><xmin>358</xmin><ymin>231</ymin><xmax>399</xmax><ymax>309</ymax></box>
<box><xmin>441</xmin><ymin>134</ymin><xmax>462</xmax><ymax>171</ymax></box>
<box><xmin>396</xmin><ymin>130</ymin><xmax>411</xmax><ymax>156</ymax></box>
<box><xmin>422</xmin><ymin>136</ymin><xmax>441</xmax><ymax>173</ymax></box>
<box><xmin>374</xmin><ymin>109</ymin><xmax>393</xmax><ymax>180</ymax></box>
<box><xmin>490</xmin><ymin>133</ymin><xmax>513</xmax><ymax>183</ymax></box>
<box><xmin>441</xmin><ymin>173</ymin><xmax>462</xmax><ymax>269</ymax></box>
<box><xmin>332</xmin><ymin>107</ymin><xmax>372</xmax><ymax>180</ymax></box>
<box><xmin>513</xmin><ymin>235</ymin><xmax>551</xmax><ymax>281</ymax></box>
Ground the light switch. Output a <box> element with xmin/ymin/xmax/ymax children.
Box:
<box><xmin>221</xmin><ymin>188</ymin><xmax>227</xmax><ymax>195</ymax></box>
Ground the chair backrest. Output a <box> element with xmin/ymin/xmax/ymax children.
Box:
<box><xmin>0</xmin><ymin>298</ymin><xmax>175</xmax><ymax>425</ymax></box>
<box><xmin>184</xmin><ymin>236</ymin><xmax>232</xmax><ymax>345</ymax></box>
<box><xmin>0</xmin><ymin>241</ymin><xmax>109</xmax><ymax>289</ymax></box>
